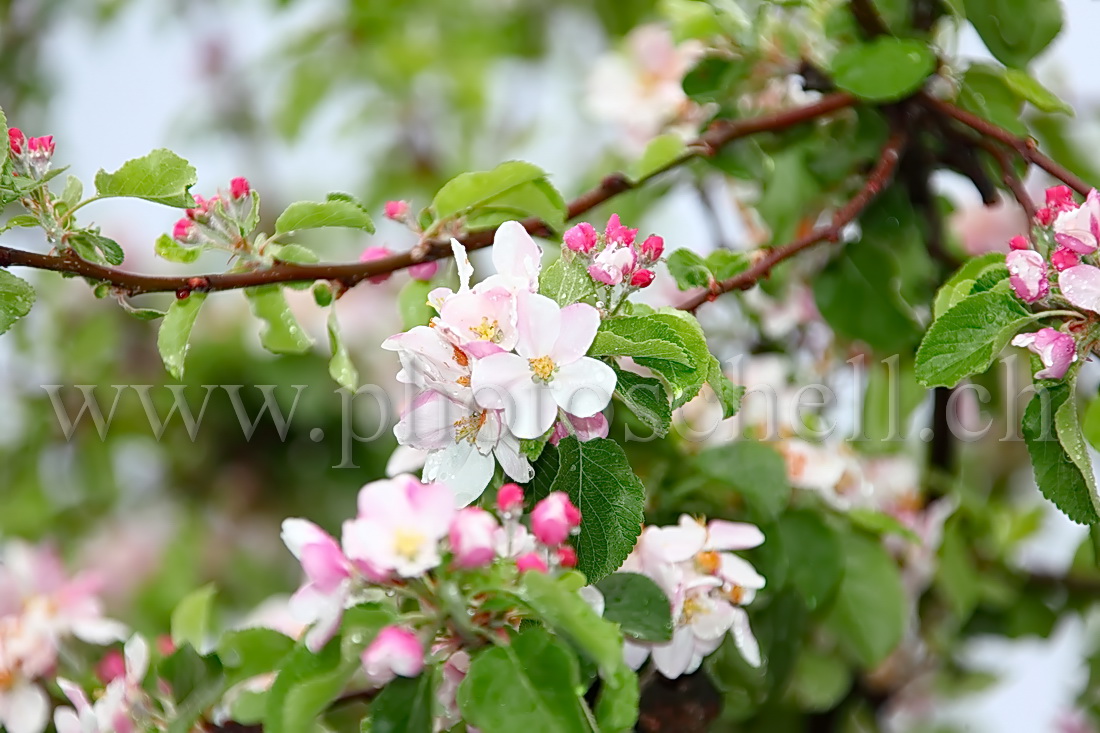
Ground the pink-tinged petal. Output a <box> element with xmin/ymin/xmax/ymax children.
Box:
<box><xmin>1005</xmin><ymin>249</ymin><xmax>1048</xmax><ymax>303</ymax></box>
<box><xmin>1016</xmin><ymin>327</ymin><xmax>1078</xmax><ymax>380</ymax></box>
<box><xmin>301</xmin><ymin>542</ymin><xmax>351</xmax><ymax>593</ymax></box>
<box><xmin>70</xmin><ymin>617</ymin><xmax>129</xmax><ymax>645</ymax></box>
<box><xmin>438</xmin><ymin>286</ymin><xmax>519</xmax><ymax>351</ymax></box>
<box><xmin>623</xmin><ymin>641</ymin><xmax>651</xmax><ymax>670</ymax></box>
<box><xmin>553</xmin><ymin>303</ymin><xmax>601</xmax><ymax>363</ymax></box>
<box><xmin>341</xmin><ymin>519</ymin><xmax>393</xmax><ymax>581</ymax></box>
<box><xmin>463</xmin><ymin>341</ymin><xmax>506</xmax><ymax>359</ymax></box>
<box><xmin>1051</xmin><ymin>246</ymin><xmax>1080</xmax><ymax>272</ymax></box>
<box><xmin>1054</xmin><ymin>206</ymin><xmax>1098</xmax><ymax>253</ymax></box>
<box><xmin>706</xmin><ymin>520</ymin><xmax>765</xmax><ymax>551</ymax></box>
<box><xmin>424</xmin><ymin>442</ymin><xmax>495</xmax><ymax>506</ymax></box>
<box><xmin>565</xmin><ymin>412</ymin><xmax>609</xmax><ymax>442</ymax></box>
<box><xmin>449</xmin><ymin>508</ymin><xmax>499</xmax><ymax>568</ymax></box>
<box><xmin>728</xmin><ymin>607</ymin><xmax>761</xmax><ymax>667</ymax></box>
<box><xmin>515</xmin><ymin>292</ymin><xmax>561</xmax><ymax>358</ymax></box>
<box><xmin>689</xmin><ymin>597</ymin><xmax>735</xmax><ymax>641</ymax></box>
<box><xmin>1059</xmin><ymin>264</ymin><xmax>1100</xmax><ymax>313</ymax></box>
<box><xmin>52</xmin><ymin>708</ymin><xmax>82</xmax><ymax>733</ymax></box>
<box><xmin>717</xmin><ymin>553</ymin><xmax>766</xmax><ymax>590</ymax></box>
<box><xmin>362</xmin><ymin>627</ymin><xmax>424</xmax><ymax>686</ymax></box>
<box><xmin>550</xmin><ymin>358</ymin><xmax>616</xmax><ymax>418</ymax></box>
<box><xmin>281</xmin><ymin>519</ymin><xmax>336</xmax><ymax>560</ymax></box>
<box><xmin>357</xmin><ymin>476</ymin><xmax>416</xmax><ymax>524</ymax></box>
<box><xmin>646</xmin><ymin>520</ymin><xmax>707</xmax><ymax>563</ymax></box>
<box><xmin>470</xmin><ymin>352</ymin><xmax>531</xmax><ymax>410</ymax></box>
<box><xmin>395</xmin><ymin>391</ymin><xmax>464</xmax><ymax>451</ymax></box>
<box><xmin>494</xmin><ymin>433</ymin><xmax>534</xmax><ymax>483</ymax></box>
<box><xmin>2</xmin><ymin>682</ymin><xmax>50</xmax><ymax>733</ymax></box>
<box><xmin>492</xmin><ymin>221</ymin><xmax>543</xmax><ymax>291</ymax></box>
<box><xmin>650</xmin><ymin>626</ymin><xmax>696</xmax><ymax>679</ymax></box>
<box><xmin>407</xmin><ymin>478</ymin><xmax>458</xmax><ymax>539</ymax></box>
<box><xmin>56</xmin><ymin>679</ymin><xmax>91</xmax><ymax>714</ymax></box>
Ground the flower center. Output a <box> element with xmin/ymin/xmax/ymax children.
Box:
<box><xmin>469</xmin><ymin>318</ymin><xmax>501</xmax><ymax>342</ymax></box>
<box><xmin>695</xmin><ymin>551</ymin><xmax>721</xmax><ymax>575</ymax></box>
<box><xmin>393</xmin><ymin>528</ymin><xmax>426</xmax><ymax>560</ymax></box>
<box><xmin>681</xmin><ymin>596</ymin><xmax>704</xmax><ymax>622</ymax></box>
<box><xmin>0</xmin><ymin>669</ymin><xmax>12</xmax><ymax>691</ymax></box>
<box><xmin>724</xmin><ymin>585</ymin><xmax>746</xmax><ymax>605</ymax></box>
<box><xmin>453</xmin><ymin>411</ymin><xmax>487</xmax><ymax>444</ymax></box>
<box><xmin>528</xmin><ymin>356</ymin><xmax>556</xmax><ymax>382</ymax></box>
<box><xmin>452</xmin><ymin>346</ymin><xmax>469</xmax><ymax>368</ymax></box>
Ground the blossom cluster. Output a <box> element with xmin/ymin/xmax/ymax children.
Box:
<box><xmin>170</xmin><ymin>177</ymin><xmax>256</xmax><ymax>254</ymax></box>
<box><xmin>563</xmin><ymin>214</ymin><xmax>662</xmax><ymax>292</ymax></box>
<box><xmin>7</xmin><ymin>128</ymin><xmax>56</xmax><ymax>178</ymax></box>
<box><xmin>0</xmin><ymin>540</ymin><xmax>128</xmax><ymax>733</ymax></box>
<box><xmin>585</xmin><ymin>515</ymin><xmax>765</xmax><ymax>677</ymax></box>
<box><xmin>1002</xmin><ymin>185</ymin><xmax>1100</xmax><ymax>380</ymax></box>
<box><xmin>281</xmin><ymin>476</ymin><xmax>581</xmax><ymax>722</ymax></box>
<box><xmin>384</xmin><ymin>222</ymin><xmax>616</xmax><ymax>503</ymax></box>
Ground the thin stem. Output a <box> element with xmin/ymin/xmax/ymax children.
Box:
<box><xmin>1037</xmin><ymin>309</ymin><xmax>1088</xmax><ymax>320</ymax></box>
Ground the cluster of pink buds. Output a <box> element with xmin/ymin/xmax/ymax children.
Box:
<box><xmin>280</xmin><ymin>475</ymin><xmax>582</xmax><ymax>692</ymax></box>
<box><xmin>7</xmin><ymin>127</ymin><xmax>56</xmax><ymax>178</ymax></box>
<box><xmin>998</xmin><ymin>184</ymin><xmax>1100</xmax><ymax>381</ymax></box>
<box><xmin>377</xmin><ymin>200</ymin><xmax>440</xmax><ymax>283</ymax></box>
<box><xmin>169</xmin><ymin>177</ymin><xmax>256</xmax><ymax>253</ymax></box>
<box><xmin>563</xmin><ymin>214</ymin><xmax>661</xmax><ymax>292</ymax></box>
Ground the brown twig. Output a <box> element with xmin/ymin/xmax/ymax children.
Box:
<box><xmin>849</xmin><ymin>0</ymin><xmax>890</xmax><ymax>36</ymax></box>
<box><xmin>977</xmin><ymin>136</ymin><xmax>1038</xmax><ymax>223</ymax></box>
<box><xmin>920</xmin><ymin>93</ymin><xmax>1091</xmax><ymax>196</ymax></box>
<box><xmin>0</xmin><ymin>93</ymin><xmax>857</xmax><ymax>298</ymax></box>
<box><xmin>678</xmin><ymin>130</ymin><xmax>908</xmax><ymax>312</ymax></box>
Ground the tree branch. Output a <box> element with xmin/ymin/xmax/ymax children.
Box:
<box><xmin>850</xmin><ymin>0</ymin><xmax>890</xmax><ymax>37</ymax></box>
<box><xmin>919</xmin><ymin>93</ymin><xmax>1091</xmax><ymax>196</ymax></box>
<box><xmin>678</xmin><ymin>130</ymin><xmax>908</xmax><ymax>312</ymax></box>
<box><xmin>0</xmin><ymin>93</ymin><xmax>856</xmax><ymax>298</ymax></box>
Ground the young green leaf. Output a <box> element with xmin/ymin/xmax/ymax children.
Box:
<box><xmin>244</xmin><ymin>286</ymin><xmax>313</xmax><ymax>354</ymax></box>
<box><xmin>397</xmin><ymin>279</ymin><xmax>435</xmax><ymax>330</ymax></box>
<box><xmin>170</xmin><ymin>584</ymin><xmax>216</xmax><ymax>652</ymax></box>
<box><xmin>539</xmin><ymin>255</ymin><xmax>596</xmax><ymax>306</ymax></box>
<box><xmin>823</xmin><ymin>532</ymin><xmax>906</xmax><ymax>666</ymax></box>
<box><xmin>932</xmin><ymin>253</ymin><xmax>1007</xmax><ymax>319</ymax></box>
<box><xmin>698</xmin><ymin>441</ymin><xmax>791</xmax><ymax>520</ymax></box>
<box><xmin>593</xmin><ymin>572</ymin><xmax>674</xmax><ymax>642</ymax></box>
<box><xmin>431</xmin><ymin>160</ymin><xmax>547</xmax><ymax>221</ymax></box>
<box><xmin>217</xmin><ymin>628</ymin><xmax>296</xmax><ymax>685</ymax></box>
<box><xmin>158</xmin><ymin>293</ymin><xmax>207</xmax><ymax>380</ymax></box>
<box><xmin>830</xmin><ymin>38</ymin><xmax>936</xmax><ymax>102</ymax></box>
<box><xmin>631</xmin><ymin>134</ymin><xmax>686</xmax><ymax>181</ymax></box>
<box><xmin>327</xmin><ymin>310</ymin><xmax>359</xmax><ymax>392</ymax></box>
<box><xmin>612</xmin><ymin>367</ymin><xmax>672</xmax><ymax>438</ymax></box>
<box><xmin>275</xmin><ymin>199</ymin><xmax>375</xmax><ymax>234</ymax></box>
<box><xmin>0</xmin><ymin>270</ymin><xmax>36</xmax><ymax>336</ymax></box>
<box><xmin>267</xmin><ymin>243</ymin><xmax>320</xmax><ymax>264</ymax></box>
<box><xmin>776</xmin><ymin>510</ymin><xmax>844</xmax><ymax>611</ymax></box>
<box><xmin>963</xmin><ymin>0</ymin><xmax>1061</xmax><ymax>69</ymax></box>
<box><xmin>462</xmin><ymin>178</ymin><xmax>568</xmax><ymax>233</ymax></box>
<box><xmin>665</xmin><ymin>249</ymin><xmax>712</xmax><ymax>290</ymax></box>
<box><xmin>370</xmin><ymin>674</ymin><xmax>436</xmax><ymax>733</ymax></box>
<box><xmin>1023</xmin><ymin>383</ymin><xmax>1100</xmax><ymax>524</ymax></box>
<box><xmin>155</xmin><ymin>233</ymin><xmax>203</xmax><ymax>264</ymax></box>
<box><xmin>590</xmin><ymin>317</ymin><xmax>693</xmax><ymax>365</ymax></box>
<box><xmin>69</xmin><ymin>232</ymin><xmax>125</xmax><ymax>266</ymax></box>
<box><xmin>94</xmin><ymin>149</ymin><xmax>197</xmax><ymax>207</ymax></box>
<box><xmin>1003</xmin><ymin>69</ymin><xmax>1073</xmax><ymax>115</ymax></box>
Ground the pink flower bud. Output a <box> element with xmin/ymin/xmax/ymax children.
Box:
<box><xmin>95</xmin><ymin>649</ymin><xmax>126</xmax><ymax>685</ymax></box>
<box><xmin>1008</xmin><ymin>235</ymin><xmax>1029</xmax><ymax>251</ymax></box>
<box><xmin>360</xmin><ymin>245</ymin><xmax>393</xmax><ymax>284</ymax></box>
<box><xmin>515</xmin><ymin>552</ymin><xmax>548</xmax><ymax>573</ymax></box>
<box><xmin>8</xmin><ymin>128</ymin><xmax>24</xmax><ymax>154</ymax></box>
<box><xmin>157</xmin><ymin>635</ymin><xmax>176</xmax><ymax>656</ymax></box>
<box><xmin>588</xmin><ymin>263</ymin><xmax>617</xmax><ymax>285</ymax></box>
<box><xmin>496</xmin><ymin>483</ymin><xmax>525</xmax><ymax>515</ymax></box>
<box><xmin>1046</xmin><ymin>185</ymin><xmax>1076</xmax><ymax>211</ymax></box>
<box><xmin>1052</xmin><ymin>246</ymin><xmax>1080</xmax><ymax>272</ymax></box>
<box><xmin>1012</xmin><ymin>327</ymin><xmax>1077</xmax><ymax>380</ymax></box>
<box><xmin>173</xmin><ymin>218</ymin><xmax>196</xmax><ymax>243</ymax></box>
<box><xmin>556</xmin><ymin>546</ymin><xmax>577</xmax><ymax>568</ymax></box>
<box><xmin>408</xmin><ymin>260</ymin><xmax>439</xmax><ymax>281</ymax></box>
<box><xmin>187</xmin><ymin>195</ymin><xmax>216</xmax><ymax>221</ymax></box>
<box><xmin>361</xmin><ymin>626</ymin><xmax>424</xmax><ymax>686</ymax></box>
<box><xmin>449</xmin><ymin>508</ymin><xmax>499</xmax><ymax>569</ymax></box>
<box><xmin>384</xmin><ymin>200</ymin><xmax>410</xmax><ymax>220</ymax></box>
<box><xmin>564</xmin><ymin>222</ymin><xmax>598</xmax><ymax>254</ymax></box>
<box><xmin>605</xmin><ymin>214</ymin><xmax>638</xmax><ymax>247</ymax></box>
<box><xmin>27</xmin><ymin>135</ymin><xmax>53</xmax><ymax>155</ymax></box>
<box><xmin>1036</xmin><ymin>207</ymin><xmax>1055</xmax><ymax>226</ymax></box>
<box><xmin>548</xmin><ymin>421</ymin><xmax>570</xmax><ymax>446</ymax></box>
<box><xmin>639</xmin><ymin>235</ymin><xmax>664</xmax><ymax>260</ymax></box>
<box><xmin>229</xmin><ymin>177</ymin><xmax>251</xmax><ymax>200</ymax></box>
<box><xmin>630</xmin><ymin>269</ymin><xmax>655</xmax><ymax>288</ymax></box>
<box><xmin>530</xmin><ymin>491</ymin><xmax>581</xmax><ymax>546</ymax></box>
<box><xmin>1006</xmin><ymin>249</ymin><xmax>1049</xmax><ymax>303</ymax></box>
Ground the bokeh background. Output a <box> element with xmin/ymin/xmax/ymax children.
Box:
<box><xmin>4</xmin><ymin>1</ymin><xmax>1100</xmax><ymax>730</ymax></box>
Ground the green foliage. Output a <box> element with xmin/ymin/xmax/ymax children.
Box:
<box><xmin>398</xmin><ymin>279</ymin><xmax>435</xmax><ymax>329</ymax></box>
<box><xmin>963</xmin><ymin>0</ymin><xmax>1062</xmax><ymax>68</ymax></box>
<box><xmin>666</xmin><ymin>248</ymin><xmax>712</xmax><ymax>290</ymax></box>
<box><xmin>94</xmin><ymin>149</ymin><xmax>197</xmax><ymax>207</ymax></box>
<box><xmin>0</xmin><ymin>270</ymin><xmax>35</xmax><ymax>336</ymax></box>
<box><xmin>370</xmin><ymin>674</ymin><xmax>437</xmax><ymax>733</ymax></box>
<box><xmin>327</xmin><ymin>311</ymin><xmax>359</xmax><ymax>392</ymax></box>
<box><xmin>1003</xmin><ymin>69</ymin><xmax>1074</xmax><ymax>115</ymax></box>
<box><xmin>170</xmin><ymin>584</ymin><xmax>216</xmax><ymax>651</ymax></box>
<box><xmin>432</xmin><ymin>161</ymin><xmax>567</xmax><ymax>232</ymax></box>
<box><xmin>932</xmin><ymin>253</ymin><xmax>1007</xmax><ymax>319</ymax></box>
<box><xmin>775</xmin><ymin>510</ymin><xmax>844</xmax><ymax>612</ymax></box>
<box><xmin>155</xmin><ymin>233</ymin><xmax>202</xmax><ymax>264</ymax></box>
<box><xmin>631</xmin><ymin>134</ymin><xmax>686</xmax><ymax>181</ymax></box>
<box><xmin>158</xmin><ymin>293</ymin><xmax>207</xmax><ymax>380</ymax></box>
<box><xmin>531</xmin><ymin>437</ymin><xmax>645</xmax><ymax>583</ymax></box>
<box><xmin>540</xmin><ymin>254</ymin><xmax>597</xmax><ymax>306</ymax></box>
<box><xmin>217</xmin><ymin>627</ymin><xmax>297</xmax><ymax>685</ymax></box>
<box><xmin>274</xmin><ymin>197</ymin><xmax>375</xmax><ymax>234</ymax></box>
<box><xmin>915</xmin><ymin>291</ymin><xmax>1037</xmax><ymax>387</ymax></box>
<box><xmin>612</xmin><ymin>367</ymin><xmax>672</xmax><ymax>438</ymax></box>
<box><xmin>69</xmin><ymin>231</ymin><xmax>125</xmax><ymax>265</ymax></box>
<box><xmin>593</xmin><ymin>572</ymin><xmax>674</xmax><ymax>642</ymax></box>
<box><xmin>244</xmin><ymin>286</ymin><xmax>314</xmax><ymax>355</ymax></box>
<box><xmin>958</xmin><ymin>64</ymin><xmax>1027</xmax><ymax>136</ymax></box>
<box><xmin>1022</xmin><ymin>383</ymin><xmax>1100</xmax><ymax>524</ymax></box>
<box><xmin>696</xmin><ymin>442</ymin><xmax>791</xmax><ymax>520</ymax></box>
<box><xmin>830</xmin><ymin>39</ymin><xmax>936</xmax><ymax>102</ymax></box>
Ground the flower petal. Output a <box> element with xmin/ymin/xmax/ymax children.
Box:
<box><xmin>424</xmin><ymin>444</ymin><xmax>494</xmax><ymax>507</ymax></box>
<box><xmin>553</xmin><ymin>304</ymin><xmax>601</xmax><ymax>363</ymax></box>
<box><xmin>515</xmin><ymin>292</ymin><xmax>561</xmax><ymax>358</ymax></box>
<box><xmin>470</xmin><ymin>352</ymin><xmax>530</xmax><ymax>411</ymax></box>
<box><xmin>491</xmin><ymin>221</ymin><xmax>542</xmax><ymax>292</ymax></box>
<box><xmin>550</xmin><ymin>358</ymin><xmax>616</xmax><ymax>418</ymax></box>
<box><xmin>729</xmin><ymin>606</ymin><xmax>761</xmax><ymax>667</ymax></box>
<box><xmin>1059</xmin><ymin>264</ymin><xmax>1100</xmax><ymax>313</ymax></box>
<box><xmin>706</xmin><ymin>520</ymin><xmax>765</xmax><ymax>551</ymax></box>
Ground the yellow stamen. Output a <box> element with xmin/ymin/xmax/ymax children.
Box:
<box><xmin>393</xmin><ymin>528</ymin><xmax>425</xmax><ymax>559</ymax></box>
<box><xmin>453</xmin><ymin>411</ymin><xmax>488</xmax><ymax>444</ymax></box>
<box><xmin>696</xmin><ymin>551</ymin><xmax>721</xmax><ymax>575</ymax></box>
<box><xmin>457</xmin><ymin>375</ymin><xmax>471</xmax><ymax>387</ymax></box>
<box><xmin>0</xmin><ymin>669</ymin><xmax>12</xmax><ymax>691</ymax></box>
<box><xmin>528</xmin><ymin>355</ymin><xmax>556</xmax><ymax>382</ymax></box>
<box><xmin>470</xmin><ymin>317</ymin><xmax>501</xmax><ymax>342</ymax></box>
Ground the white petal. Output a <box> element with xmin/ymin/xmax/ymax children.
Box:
<box><xmin>426</xmin><ymin>444</ymin><xmax>495</xmax><ymax>507</ymax></box>
<box><xmin>492</xmin><ymin>221</ymin><xmax>542</xmax><ymax>291</ymax></box>
<box><xmin>494</xmin><ymin>434</ymin><xmax>534</xmax><ymax>483</ymax></box>
<box><xmin>623</xmin><ymin>641</ymin><xmax>651</xmax><ymax>670</ymax></box>
<box><xmin>451</xmin><ymin>238</ymin><xmax>474</xmax><ymax>291</ymax></box>
<box><xmin>386</xmin><ymin>445</ymin><xmax>429</xmax><ymax>476</ymax></box>
<box><xmin>394</xmin><ymin>391</ymin><xmax>462</xmax><ymax>450</ymax></box>
<box><xmin>1059</xmin><ymin>264</ymin><xmax>1100</xmax><ymax>313</ymax></box>
<box><xmin>470</xmin><ymin>353</ymin><xmax>531</xmax><ymax>411</ymax></box>
<box><xmin>52</xmin><ymin>708</ymin><xmax>82</xmax><ymax>733</ymax></box>
<box><xmin>71</xmin><ymin>617</ymin><xmax>129</xmax><ymax>645</ymax></box>
<box><xmin>515</xmin><ymin>292</ymin><xmax>561</xmax><ymax>358</ymax></box>
<box><xmin>689</xmin><ymin>598</ymin><xmax>735</xmax><ymax>641</ymax></box>
<box><xmin>553</xmin><ymin>304</ymin><xmax>601</xmax><ymax>363</ymax></box>
<box><xmin>2</xmin><ymin>682</ymin><xmax>50</xmax><ymax>733</ymax></box>
<box><xmin>651</xmin><ymin>626</ymin><xmax>695</xmax><ymax>679</ymax></box>
<box><xmin>578</xmin><ymin>586</ymin><xmax>606</xmax><ymax>617</ymax></box>
<box><xmin>550</xmin><ymin>358</ymin><xmax>616</xmax><ymax>418</ymax></box>
<box><xmin>729</xmin><ymin>607</ymin><xmax>761</xmax><ymax>667</ymax></box>
<box><xmin>706</xmin><ymin>520</ymin><xmax>765</xmax><ymax>551</ymax></box>
<box><xmin>718</xmin><ymin>553</ymin><xmax>766</xmax><ymax>590</ymax></box>
<box><xmin>125</xmin><ymin>634</ymin><xmax>150</xmax><ymax>681</ymax></box>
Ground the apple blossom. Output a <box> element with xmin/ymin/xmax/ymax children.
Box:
<box><xmin>564</xmin><ymin>222</ymin><xmax>598</xmax><ymax>253</ymax></box>
<box><xmin>1051</xmin><ymin>246</ymin><xmax>1080</xmax><ymax>272</ymax></box>
<box><xmin>361</xmin><ymin>626</ymin><xmax>424</xmax><ymax>686</ymax></box>
<box><xmin>588</xmin><ymin>241</ymin><xmax>637</xmax><ymax>285</ymax></box>
<box><xmin>54</xmin><ymin>635</ymin><xmax>149</xmax><ymax>733</ymax></box>
<box><xmin>470</xmin><ymin>292</ymin><xmax>616</xmax><ymax>439</ymax></box>
<box><xmin>639</xmin><ymin>234</ymin><xmax>664</xmax><ymax>260</ymax></box>
<box><xmin>530</xmin><ymin>492</ymin><xmax>582</xmax><ymax>546</ymax></box>
<box><xmin>549</xmin><ymin>411</ymin><xmax>609</xmax><ymax>446</ymax></box>
<box><xmin>384</xmin><ymin>200</ymin><xmax>410</xmax><ymax>220</ymax></box>
<box><xmin>449</xmin><ymin>508</ymin><xmax>499</xmax><ymax>569</ymax></box>
<box><xmin>1011</xmin><ymin>328</ymin><xmax>1077</xmax><ymax>380</ymax></box>
<box><xmin>229</xmin><ymin>176</ymin><xmax>250</xmax><ymax>200</ymax></box>
<box><xmin>408</xmin><ymin>260</ymin><xmax>439</xmax><ymax>281</ymax></box>
<box><xmin>281</xmin><ymin>519</ymin><xmax>353</xmax><ymax>651</ymax></box>
<box><xmin>629</xmin><ymin>269</ymin><xmax>655</xmax><ymax>288</ymax></box>
<box><xmin>173</xmin><ymin>218</ymin><xmax>197</xmax><ymax>243</ymax></box>
<box><xmin>1008</xmin><ymin>235</ymin><xmax>1028</xmax><ymax>251</ymax></box>
<box><xmin>1052</xmin><ymin>189</ymin><xmax>1100</xmax><ymax>253</ymax></box>
<box><xmin>360</xmin><ymin>245</ymin><xmax>394</xmax><ymax>283</ymax></box>
<box><xmin>496</xmin><ymin>483</ymin><xmax>525</xmax><ymax>515</ymax></box>
<box><xmin>556</xmin><ymin>546</ymin><xmax>578</xmax><ymax>568</ymax></box>
<box><xmin>1046</xmin><ymin>184</ymin><xmax>1076</xmax><ymax>211</ymax></box>
<box><xmin>515</xmin><ymin>552</ymin><xmax>549</xmax><ymax>573</ymax></box>
<box><xmin>1005</xmin><ymin>249</ymin><xmax>1048</xmax><ymax>303</ymax></box>
<box><xmin>1057</xmin><ymin>264</ymin><xmax>1100</xmax><ymax>313</ymax></box>
<box><xmin>7</xmin><ymin>128</ymin><xmax>24</xmax><ymax>155</ymax></box>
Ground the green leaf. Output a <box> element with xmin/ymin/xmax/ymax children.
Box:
<box><xmin>757</xmin><ymin>145</ymin><xmax>821</xmax><ymax>245</ymax></box>
<box><xmin>158</xmin><ymin>293</ymin><xmax>207</xmax><ymax>380</ymax></box>
<box><xmin>682</xmin><ymin>57</ymin><xmax>748</xmax><ymax>103</ymax></box>
<box><xmin>932</xmin><ymin>253</ymin><xmax>1007</xmax><ymax>319</ymax></box>
<box><xmin>398</xmin><ymin>279</ymin><xmax>435</xmax><ymax>330</ymax></box>
<box><xmin>275</xmin><ymin>199</ymin><xmax>375</xmax><ymax>234</ymax></box>
<box><xmin>697</xmin><ymin>442</ymin><xmax>791</xmax><ymax>520</ymax></box>
<box><xmin>327</xmin><ymin>311</ymin><xmax>359</xmax><ymax>392</ymax></box>
<box><xmin>958</xmin><ymin>63</ymin><xmax>1027</xmax><ymax>136</ymax></box>
<box><xmin>860</xmin><ymin>355</ymin><xmax>926</xmax><ymax>451</ymax></box>
<box><xmin>635</xmin><ymin>310</ymin><xmax>715</xmax><ymax>409</ymax></box>
<box><xmin>155</xmin><ymin>233</ymin><xmax>202</xmax><ymax>264</ymax></box>
<box><xmin>370</xmin><ymin>674</ymin><xmax>436</xmax><ymax>733</ymax></box>
<box><xmin>538</xmin><ymin>437</ymin><xmax>645</xmax><ymax>584</ymax></box>
<box><xmin>516</xmin><ymin>573</ymin><xmax>638</xmax><ymax>732</ymax></box>
<box><xmin>1003</xmin><ymin>68</ymin><xmax>1073</xmax><ymax>115</ymax></box>
<box><xmin>631</xmin><ymin>134</ymin><xmax>686</xmax><ymax>181</ymax></box>
<box><xmin>706</xmin><ymin>250</ymin><xmax>750</xmax><ymax>281</ymax></box>
<box><xmin>1023</xmin><ymin>383</ymin><xmax>1100</xmax><ymax>524</ymax></box>
<box><xmin>590</xmin><ymin>318</ymin><xmax>692</xmax><ymax>365</ymax></box>
<box><xmin>94</xmin><ymin>149</ymin><xmax>197</xmax><ymax>207</ymax></box>
<box><xmin>848</xmin><ymin>509</ymin><xmax>921</xmax><ymax>543</ymax></box>
<box><xmin>432</xmin><ymin>161</ymin><xmax>552</xmax><ymax>222</ymax></box>
<box><xmin>462</xmin><ymin>178</ymin><xmax>568</xmax><ymax>233</ymax></box>
<box><xmin>69</xmin><ymin>231</ymin><xmax>125</xmax><ymax>266</ymax></box>
<box><xmin>776</xmin><ymin>510</ymin><xmax>844</xmax><ymax>611</ymax></box>
<box><xmin>936</xmin><ymin>517</ymin><xmax>979</xmax><ymax>620</ymax></box>
<box><xmin>830</xmin><ymin>38</ymin><xmax>936</xmax><ymax>102</ymax></box>
<box><xmin>540</xmin><ymin>254</ymin><xmax>597</xmax><ymax>306</ymax></box>
<box><xmin>1083</xmin><ymin>396</ymin><xmax>1100</xmax><ymax>452</ymax></box>
<box><xmin>789</xmin><ymin>650</ymin><xmax>851</xmax><ymax>711</ymax></box>
<box><xmin>707</xmin><ymin>359</ymin><xmax>743</xmax><ymax>420</ymax></box>
<box><xmin>0</xmin><ymin>270</ymin><xmax>36</xmax><ymax>336</ymax></box>
<box><xmin>824</xmin><ymin>532</ymin><xmax>906</xmax><ymax>667</ymax></box>
<box><xmin>244</xmin><ymin>286</ymin><xmax>313</xmax><ymax>354</ymax></box>
<box><xmin>612</xmin><ymin>367</ymin><xmax>672</xmax><ymax>438</ymax></box>
<box><xmin>171</xmin><ymin>584</ymin><xmax>216</xmax><ymax>651</ymax></box>
<box><xmin>458</xmin><ymin>627</ymin><xmax>594</xmax><ymax>733</ymax></box>
<box><xmin>665</xmin><ymin>248</ymin><xmax>712</xmax><ymax>290</ymax></box>
<box><xmin>963</xmin><ymin>0</ymin><xmax>1061</xmax><ymax>68</ymax></box>
<box><xmin>267</xmin><ymin>243</ymin><xmax>320</xmax><ymax>264</ymax></box>
<box><xmin>160</xmin><ymin>646</ymin><xmax>227</xmax><ymax>733</ymax></box>
<box><xmin>593</xmin><ymin>572</ymin><xmax>673</xmax><ymax>642</ymax></box>
<box><xmin>0</xmin><ymin>105</ymin><xmax>7</xmax><ymax>170</ymax></box>
<box><xmin>61</xmin><ymin>175</ymin><xmax>83</xmax><ymax>209</ymax></box>
<box><xmin>915</xmin><ymin>290</ymin><xmax>1037</xmax><ymax>387</ymax></box>
<box><xmin>218</xmin><ymin>628</ymin><xmax>296</xmax><ymax>685</ymax></box>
